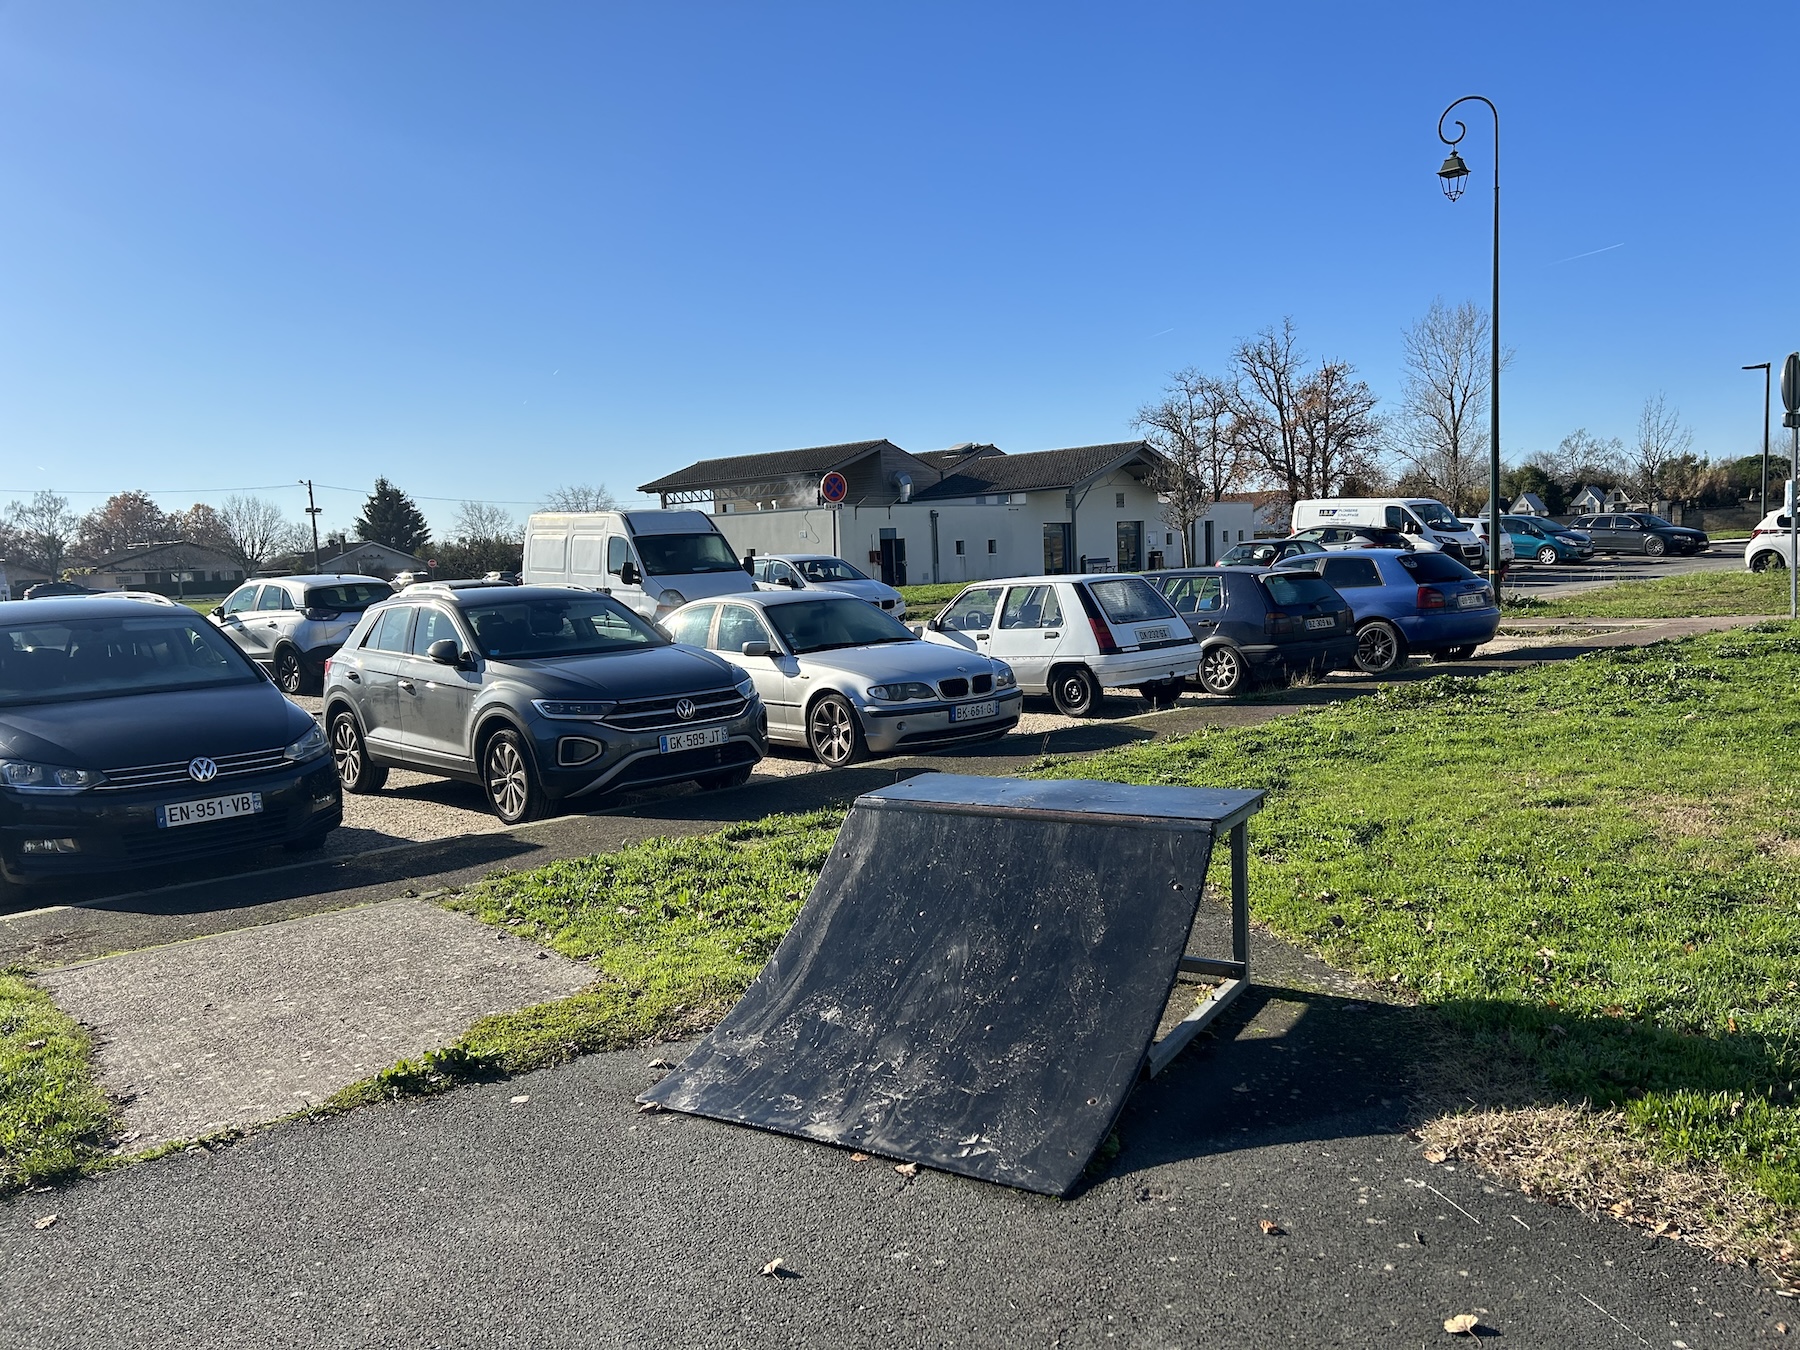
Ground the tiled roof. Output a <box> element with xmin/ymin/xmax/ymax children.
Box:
<box><xmin>915</xmin><ymin>444</ymin><xmax>1003</xmax><ymax>472</ymax></box>
<box><xmin>914</xmin><ymin>442</ymin><xmax>1158</xmax><ymax>500</ymax></box>
<box><xmin>92</xmin><ymin>539</ymin><xmax>238</xmax><ymax>568</ymax></box>
<box><xmin>638</xmin><ymin>441</ymin><xmax>895</xmax><ymax>494</ymax></box>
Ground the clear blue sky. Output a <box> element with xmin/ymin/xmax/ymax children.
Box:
<box><xmin>2</xmin><ymin>2</ymin><xmax>1794</xmax><ymax>537</ymax></box>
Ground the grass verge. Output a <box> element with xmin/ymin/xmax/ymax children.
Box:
<box><xmin>0</xmin><ymin>973</ymin><xmax>115</xmax><ymax>1196</ymax></box>
<box><xmin>1503</xmin><ymin>566</ymin><xmax>1790</xmax><ymax>619</ymax></box>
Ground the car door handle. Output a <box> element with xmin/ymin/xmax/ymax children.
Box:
<box><xmin>975</xmin><ymin>631</ymin><xmax>990</xmax><ymax>640</ymax></box>
<box><xmin>1043</xmin><ymin>630</ymin><xmax>1060</xmax><ymax>638</ymax></box>
<box><xmin>398</xmin><ymin>679</ymin><xmax>415</xmax><ymax>693</ymax></box>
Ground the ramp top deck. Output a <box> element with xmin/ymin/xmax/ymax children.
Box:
<box><xmin>858</xmin><ymin>773</ymin><xmax>1264</xmax><ymax>832</ymax></box>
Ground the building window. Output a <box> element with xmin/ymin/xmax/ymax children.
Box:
<box><xmin>1164</xmin><ymin>533</ymin><xmax>1173</xmax><ymax>545</ymax></box>
<box><xmin>954</xmin><ymin>540</ymin><xmax>965</xmax><ymax>555</ymax></box>
<box><xmin>1115</xmin><ymin>492</ymin><xmax>1126</xmax><ymax>508</ymax></box>
<box><xmin>1237</xmin><ymin>530</ymin><xmax>1245</xmax><ymax>541</ymax></box>
<box><xmin>987</xmin><ymin>539</ymin><xmax>997</xmax><ymax>554</ymax></box>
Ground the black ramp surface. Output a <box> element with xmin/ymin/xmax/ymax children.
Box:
<box><xmin>642</xmin><ymin>774</ymin><xmax>1262</xmax><ymax>1196</ymax></box>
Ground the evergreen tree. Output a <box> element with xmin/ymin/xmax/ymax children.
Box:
<box><xmin>354</xmin><ymin>478</ymin><xmax>431</xmax><ymax>554</ymax></box>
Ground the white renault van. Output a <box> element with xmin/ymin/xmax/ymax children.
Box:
<box><xmin>522</xmin><ymin>510</ymin><xmax>756</xmax><ymax>620</ymax></box>
<box><xmin>1291</xmin><ymin>498</ymin><xmax>1485</xmax><ymax>567</ymax></box>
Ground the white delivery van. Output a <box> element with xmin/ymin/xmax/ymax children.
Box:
<box><xmin>1290</xmin><ymin>498</ymin><xmax>1485</xmax><ymax>567</ymax></box>
<box><xmin>522</xmin><ymin>510</ymin><xmax>756</xmax><ymax>619</ymax></box>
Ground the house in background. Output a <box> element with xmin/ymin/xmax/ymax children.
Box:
<box><xmin>1570</xmin><ymin>485</ymin><xmax>1608</xmax><ymax>515</ymax></box>
<box><xmin>87</xmin><ymin>540</ymin><xmax>246</xmax><ymax>597</ymax></box>
<box><xmin>314</xmin><ymin>540</ymin><xmax>424</xmax><ymax>580</ymax></box>
<box><xmin>641</xmin><ymin>439</ymin><xmax>1253</xmax><ymax>585</ymax></box>
<box><xmin>1510</xmin><ymin>491</ymin><xmax>1548</xmax><ymax>516</ymax></box>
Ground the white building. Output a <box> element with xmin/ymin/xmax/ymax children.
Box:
<box><xmin>639</xmin><ymin>440</ymin><xmax>1255</xmax><ymax>586</ymax></box>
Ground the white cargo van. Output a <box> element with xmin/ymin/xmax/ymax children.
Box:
<box><xmin>522</xmin><ymin>510</ymin><xmax>755</xmax><ymax>619</ymax></box>
<box><xmin>1290</xmin><ymin>498</ymin><xmax>1485</xmax><ymax>567</ymax></box>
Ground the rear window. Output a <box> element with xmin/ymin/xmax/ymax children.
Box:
<box><xmin>1087</xmin><ymin>577</ymin><xmax>1177</xmax><ymax>624</ymax></box>
<box><xmin>306</xmin><ymin>582</ymin><xmax>393</xmax><ymax>610</ymax></box>
<box><xmin>1260</xmin><ymin>574</ymin><xmax>1339</xmax><ymax>606</ymax></box>
<box><xmin>1397</xmin><ymin>553</ymin><xmax>1477</xmax><ymax>582</ymax></box>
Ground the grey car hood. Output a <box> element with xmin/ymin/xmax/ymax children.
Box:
<box><xmin>811</xmin><ymin>578</ymin><xmax>903</xmax><ymax>604</ymax></box>
<box><xmin>500</xmin><ymin>643</ymin><xmax>741</xmax><ymax>698</ymax></box>
<box><xmin>790</xmin><ymin>640</ymin><xmax>999</xmax><ymax>685</ymax></box>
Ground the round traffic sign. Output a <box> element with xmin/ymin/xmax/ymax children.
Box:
<box><xmin>820</xmin><ymin>471</ymin><xmax>848</xmax><ymax>504</ymax></box>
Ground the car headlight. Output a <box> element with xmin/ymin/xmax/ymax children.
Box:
<box><xmin>866</xmin><ymin>682</ymin><xmax>936</xmax><ymax>701</ymax></box>
<box><xmin>0</xmin><ymin>760</ymin><xmax>106</xmax><ymax>793</ymax></box>
<box><xmin>283</xmin><ymin>724</ymin><xmax>329</xmax><ymax>763</ymax></box>
<box><xmin>734</xmin><ymin>674</ymin><xmax>756</xmax><ymax>698</ymax></box>
<box><xmin>993</xmin><ymin>664</ymin><xmax>1017</xmax><ymax>690</ymax></box>
<box><xmin>532</xmin><ymin>699</ymin><xmax>618</xmax><ymax>719</ymax></box>
<box><xmin>659</xmin><ymin>589</ymin><xmax>688</xmax><ymax>609</ymax></box>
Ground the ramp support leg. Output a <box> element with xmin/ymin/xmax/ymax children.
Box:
<box><xmin>1147</xmin><ymin>821</ymin><xmax>1254</xmax><ymax>1078</ymax></box>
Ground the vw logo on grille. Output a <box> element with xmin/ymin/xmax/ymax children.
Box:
<box><xmin>188</xmin><ymin>757</ymin><xmax>218</xmax><ymax>783</ymax></box>
<box><xmin>674</xmin><ymin>699</ymin><xmax>697</xmax><ymax>721</ymax></box>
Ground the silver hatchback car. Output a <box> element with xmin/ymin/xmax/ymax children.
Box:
<box><xmin>211</xmin><ymin>575</ymin><xmax>394</xmax><ymax>695</ymax></box>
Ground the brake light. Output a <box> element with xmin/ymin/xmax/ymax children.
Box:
<box><xmin>1264</xmin><ymin>611</ymin><xmax>1298</xmax><ymax>636</ymax></box>
<box><xmin>1417</xmin><ymin>586</ymin><xmax>1447</xmax><ymax>610</ymax></box>
<box><xmin>323</xmin><ymin>656</ymin><xmax>335</xmax><ymax>679</ymax></box>
<box><xmin>1072</xmin><ymin>584</ymin><xmax>1120</xmax><ymax>653</ymax></box>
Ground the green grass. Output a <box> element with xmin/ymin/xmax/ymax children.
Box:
<box><xmin>897</xmin><ymin>582</ymin><xmax>966</xmax><ymax>606</ymax></box>
<box><xmin>326</xmin><ymin>811</ymin><xmax>843</xmax><ymax>1111</ymax></box>
<box><xmin>1034</xmin><ymin>624</ymin><xmax>1800</xmax><ymax>1209</ymax></box>
<box><xmin>1504</xmin><ymin>566</ymin><xmax>1791</xmax><ymax>619</ymax></box>
<box><xmin>0</xmin><ymin>974</ymin><xmax>114</xmax><ymax>1195</ymax></box>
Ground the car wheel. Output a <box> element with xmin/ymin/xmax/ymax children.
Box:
<box><xmin>1536</xmin><ymin>545</ymin><xmax>1560</xmax><ymax>565</ymax></box>
<box><xmin>274</xmin><ymin>646</ymin><xmax>305</xmax><ymax>695</ymax></box>
<box><xmin>806</xmin><ymin>693</ymin><xmax>867</xmax><ymax>767</ymax></box>
<box><xmin>1049</xmin><ymin>665</ymin><xmax>1101</xmax><ymax>717</ymax></box>
<box><xmin>483</xmin><ymin>728</ymin><xmax>549</xmax><ymax>824</ymax></box>
<box><xmin>1435</xmin><ymin>645</ymin><xmax>1477</xmax><ymax>662</ymax></box>
<box><xmin>1354</xmin><ymin>619</ymin><xmax>1403</xmax><ymax>674</ymax></box>
<box><xmin>697</xmin><ymin>764</ymin><xmax>755</xmax><ymax>791</ymax></box>
<box><xmin>329</xmin><ymin>711</ymin><xmax>388</xmax><ymax>794</ymax></box>
<box><xmin>1750</xmin><ymin>550</ymin><xmax>1781</xmax><ymax>573</ymax></box>
<box><xmin>1197</xmin><ymin>645</ymin><xmax>1248</xmax><ymax>697</ymax></box>
<box><xmin>1643</xmin><ymin>534</ymin><xmax>1667</xmax><ymax>558</ymax></box>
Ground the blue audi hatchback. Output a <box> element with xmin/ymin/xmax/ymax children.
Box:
<box><xmin>1275</xmin><ymin>548</ymin><xmax>1500</xmax><ymax>673</ymax></box>
<box><xmin>0</xmin><ymin>596</ymin><xmax>340</xmax><ymax>899</ymax></box>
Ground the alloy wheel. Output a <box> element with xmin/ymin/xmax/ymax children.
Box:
<box><xmin>1355</xmin><ymin>621</ymin><xmax>1400</xmax><ymax>674</ymax></box>
<box><xmin>487</xmin><ymin>738</ymin><xmax>529</xmax><ymax>819</ymax></box>
<box><xmin>276</xmin><ymin>649</ymin><xmax>303</xmax><ymax>694</ymax></box>
<box><xmin>1537</xmin><ymin>546</ymin><xmax>1559</xmax><ymax>565</ymax></box>
<box><xmin>808</xmin><ymin>696</ymin><xmax>857</xmax><ymax>766</ymax></box>
<box><xmin>331</xmin><ymin>717</ymin><xmax>361</xmax><ymax>784</ymax></box>
<box><xmin>1200</xmin><ymin>646</ymin><xmax>1244</xmax><ymax>696</ymax></box>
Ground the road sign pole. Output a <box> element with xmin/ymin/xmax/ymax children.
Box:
<box><xmin>1782</xmin><ymin>354</ymin><xmax>1800</xmax><ymax>620</ymax></box>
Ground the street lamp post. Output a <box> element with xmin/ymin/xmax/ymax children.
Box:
<box><xmin>1435</xmin><ymin>95</ymin><xmax>1501</xmax><ymax>591</ymax></box>
<box><xmin>1743</xmin><ymin>362</ymin><xmax>1772</xmax><ymax>512</ymax></box>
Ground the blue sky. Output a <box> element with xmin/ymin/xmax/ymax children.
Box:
<box><xmin>1</xmin><ymin>2</ymin><xmax>1794</xmax><ymax>537</ymax></box>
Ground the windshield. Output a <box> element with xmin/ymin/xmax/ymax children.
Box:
<box><xmin>1638</xmin><ymin>514</ymin><xmax>1675</xmax><ymax>528</ymax></box>
<box><xmin>1260</xmin><ymin>574</ymin><xmax>1338</xmax><ymax>606</ymax></box>
<box><xmin>305</xmin><ymin>582</ymin><xmax>393</xmax><ymax>610</ymax></box>
<box><xmin>764</xmin><ymin>598</ymin><xmax>914</xmax><ymax>654</ymax></box>
<box><xmin>0</xmin><ymin>613</ymin><xmax>258</xmax><ymax>707</ymax></box>
<box><xmin>633</xmin><ymin>531</ymin><xmax>743</xmax><ymax>576</ymax></box>
<box><xmin>1397</xmin><ymin>553</ymin><xmax>1477</xmax><ymax>583</ymax></box>
<box><xmin>1221</xmin><ymin>543</ymin><xmax>1275</xmax><ymax>566</ymax></box>
<box><xmin>798</xmin><ymin>557</ymin><xmax>870</xmax><ymax>583</ymax></box>
<box><xmin>1412</xmin><ymin>501</ymin><xmax>1462</xmax><ymax>530</ymax></box>
<box><xmin>463</xmin><ymin>595</ymin><xmax>666</xmax><ymax>660</ymax></box>
<box><xmin>1088</xmin><ymin>577</ymin><xmax>1178</xmax><ymax>624</ymax></box>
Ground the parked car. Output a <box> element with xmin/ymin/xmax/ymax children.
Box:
<box><xmin>1456</xmin><ymin>517</ymin><xmax>1517</xmax><ymax>569</ymax></box>
<box><xmin>665</xmin><ymin>590</ymin><xmax>1019</xmax><ymax>766</ymax></box>
<box><xmin>921</xmin><ymin>574</ymin><xmax>1198</xmax><ymax>715</ymax></box>
<box><xmin>1502</xmin><ymin>515</ymin><xmax>1592</xmax><ymax>564</ymax></box>
<box><xmin>1291</xmin><ymin>526</ymin><xmax>1415</xmax><ymax>551</ymax></box>
<box><xmin>522</xmin><ymin>509</ymin><xmax>755</xmax><ymax>620</ymax></box>
<box><xmin>22</xmin><ymin>581</ymin><xmax>107</xmax><ymax>600</ymax></box>
<box><xmin>0</xmin><ymin>596</ymin><xmax>340</xmax><ymax>897</ymax></box>
<box><xmin>1291</xmin><ymin>497</ymin><xmax>1486</xmax><ymax>566</ymax></box>
<box><xmin>1745</xmin><ymin>509</ymin><xmax>1794</xmax><ymax>573</ymax></box>
<box><xmin>1217</xmin><ymin>538</ymin><xmax>1326</xmax><ymax>568</ymax></box>
<box><xmin>1565</xmin><ymin>512</ymin><xmax>1709</xmax><ymax>558</ymax></box>
<box><xmin>210</xmin><ymin>575</ymin><xmax>394</xmax><ymax>696</ymax></box>
<box><xmin>750</xmin><ymin>553</ymin><xmax>905</xmax><ymax>612</ymax></box>
<box><xmin>1275</xmin><ymin>549</ymin><xmax>1500</xmax><ymax>673</ymax></box>
<box><xmin>321</xmin><ymin>585</ymin><xmax>765</xmax><ymax>824</ymax></box>
<box><xmin>1146</xmin><ymin>568</ymin><xmax>1355</xmax><ymax>695</ymax></box>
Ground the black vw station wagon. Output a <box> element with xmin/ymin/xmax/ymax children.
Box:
<box><xmin>322</xmin><ymin>584</ymin><xmax>767</xmax><ymax>824</ymax></box>
<box><xmin>0</xmin><ymin>596</ymin><xmax>341</xmax><ymax>898</ymax></box>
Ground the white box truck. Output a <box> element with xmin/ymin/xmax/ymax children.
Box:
<box><xmin>1290</xmin><ymin>498</ymin><xmax>1486</xmax><ymax>567</ymax></box>
<box><xmin>522</xmin><ymin>510</ymin><xmax>756</xmax><ymax>619</ymax></box>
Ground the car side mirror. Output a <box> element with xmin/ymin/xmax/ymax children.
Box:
<box><xmin>619</xmin><ymin>561</ymin><xmax>641</xmax><ymax>586</ymax></box>
<box><xmin>428</xmin><ymin>638</ymin><xmax>461</xmax><ymax>665</ymax></box>
<box><xmin>740</xmin><ymin>640</ymin><xmax>771</xmax><ymax>657</ymax></box>
<box><xmin>782</xmin><ymin>576</ymin><xmax>802</xmax><ymax>589</ymax></box>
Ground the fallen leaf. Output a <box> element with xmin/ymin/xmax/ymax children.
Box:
<box><xmin>637</xmin><ymin>1101</ymin><xmax>662</xmax><ymax>1115</ymax></box>
<box><xmin>893</xmin><ymin>1162</ymin><xmax>919</xmax><ymax>1178</ymax></box>
<box><xmin>33</xmin><ymin>1215</ymin><xmax>57</xmax><ymax>1230</ymax></box>
<box><xmin>1443</xmin><ymin>1313</ymin><xmax>1479</xmax><ymax>1335</ymax></box>
<box><xmin>1259</xmin><ymin>1219</ymin><xmax>1284</xmax><ymax>1236</ymax></box>
<box><xmin>1728</xmin><ymin>1017</ymin><xmax>1739</xmax><ymax>1033</ymax></box>
<box><xmin>1772</xmin><ymin>1321</ymin><xmax>1786</xmax><ymax>1334</ymax></box>
<box><xmin>1608</xmin><ymin>1199</ymin><xmax>1634</xmax><ymax>1217</ymax></box>
<box><xmin>759</xmin><ymin>1258</ymin><xmax>786</xmax><ymax>1277</ymax></box>
<box><xmin>647</xmin><ymin>1058</ymin><xmax>675</xmax><ymax>1070</ymax></box>
<box><xmin>24</xmin><ymin>1039</ymin><xmax>45</xmax><ymax>1050</ymax></box>
<box><xmin>509</xmin><ymin>1095</ymin><xmax>529</xmax><ymax>1104</ymax></box>
<box><xmin>1423</xmin><ymin>1147</ymin><xmax>1448</xmax><ymax>1165</ymax></box>
<box><xmin>850</xmin><ymin>1153</ymin><xmax>870</xmax><ymax>1162</ymax></box>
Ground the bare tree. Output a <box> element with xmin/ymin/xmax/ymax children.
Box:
<box><xmin>214</xmin><ymin>494</ymin><xmax>304</xmax><ymax>571</ymax></box>
<box><xmin>1395</xmin><ymin>299</ymin><xmax>1492</xmax><ymax>514</ymax></box>
<box><xmin>1545</xmin><ymin>428</ymin><xmax>1628</xmax><ymax>490</ymax></box>
<box><xmin>542</xmin><ymin>484</ymin><xmax>618</xmax><ymax>513</ymax></box>
<box><xmin>1631</xmin><ymin>392</ymin><xmax>1695</xmax><ymax>501</ymax></box>
<box><xmin>1134</xmin><ymin>369</ymin><xmax>1242</xmax><ymax>563</ymax></box>
<box><xmin>1229</xmin><ymin>320</ymin><xmax>1382</xmax><ymax>505</ymax></box>
<box><xmin>1293</xmin><ymin>361</ymin><xmax>1383</xmax><ymax>498</ymax></box>
<box><xmin>452</xmin><ymin>500</ymin><xmax>520</xmax><ymax>543</ymax></box>
<box><xmin>5</xmin><ymin>491</ymin><xmax>81</xmax><ymax>574</ymax></box>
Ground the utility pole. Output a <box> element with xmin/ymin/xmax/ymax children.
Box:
<box><xmin>1744</xmin><ymin>362</ymin><xmax>1772</xmax><ymax>511</ymax></box>
<box><xmin>300</xmin><ymin>480</ymin><xmax>322</xmax><ymax>574</ymax></box>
